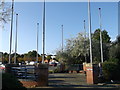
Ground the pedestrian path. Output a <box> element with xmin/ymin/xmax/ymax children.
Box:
<box><xmin>28</xmin><ymin>73</ymin><xmax>120</xmax><ymax>90</ymax></box>
<box><xmin>48</xmin><ymin>73</ymin><xmax>87</xmax><ymax>87</ymax></box>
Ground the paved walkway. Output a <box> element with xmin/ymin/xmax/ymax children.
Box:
<box><xmin>48</xmin><ymin>73</ymin><xmax>87</xmax><ymax>87</ymax></box>
<box><xmin>28</xmin><ymin>73</ymin><xmax>120</xmax><ymax>90</ymax></box>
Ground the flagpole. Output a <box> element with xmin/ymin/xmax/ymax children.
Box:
<box><xmin>99</xmin><ymin>8</ymin><xmax>103</xmax><ymax>63</ymax></box>
<box><xmin>36</xmin><ymin>23</ymin><xmax>39</xmax><ymax>63</ymax></box>
<box><xmin>88</xmin><ymin>0</ymin><xmax>93</xmax><ymax>64</ymax></box>
<box><xmin>61</xmin><ymin>25</ymin><xmax>63</xmax><ymax>52</ymax></box>
<box><xmin>9</xmin><ymin>0</ymin><xmax>14</xmax><ymax>64</ymax></box>
<box><xmin>42</xmin><ymin>0</ymin><xmax>45</xmax><ymax>64</ymax></box>
<box><xmin>14</xmin><ymin>13</ymin><xmax>18</xmax><ymax>64</ymax></box>
<box><xmin>84</xmin><ymin>20</ymin><xmax>87</xmax><ymax>63</ymax></box>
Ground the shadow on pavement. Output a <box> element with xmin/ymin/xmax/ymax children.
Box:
<box><xmin>27</xmin><ymin>87</ymin><xmax>120</xmax><ymax>90</ymax></box>
<box><xmin>48</xmin><ymin>76</ymin><xmax>74</xmax><ymax>78</ymax></box>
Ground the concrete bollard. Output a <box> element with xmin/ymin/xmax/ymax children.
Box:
<box><xmin>86</xmin><ymin>63</ymin><xmax>99</xmax><ymax>84</ymax></box>
<box><xmin>36</xmin><ymin>63</ymin><xmax>48</xmax><ymax>86</ymax></box>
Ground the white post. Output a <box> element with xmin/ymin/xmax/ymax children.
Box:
<box><xmin>9</xmin><ymin>0</ymin><xmax>14</xmax><ymax>64</ymax></box>
<box><xmin>84</xmin><ymin>20</ymin><xmax>87</xmax><ymax>63</ymax></box>
<box><xmin>88</xmin><ymin>0</ymin><xmax>93</xmax><ymax>64</ymax></box>
<box><xmin>99</xmin><ymin>8</ymin><xmax>103</xmax><ymax>63</ymax></box>
<box><xmin>14</xmin><ymin>13</ymin><xmax>18</xmax><ymax>64</ymax></box>
<box><xmin>42</xmin><ymin>0</ymin><xmax>45</xmax><ymax>64</ymax></box>
<box><xmin>36</xmin><ymin>23</ymin><xmax>39</xmax><ymax>63</ymax></box>
<box><xmin>61</xmin><ymin>25</ymin><xmax>63</xmax><ymax>52</ymax></box>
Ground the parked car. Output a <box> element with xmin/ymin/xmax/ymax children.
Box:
<box><xmin>29</xmin><ymin>61</ymin><xmax>35</xmax><ymax>65</ymax></box>
<box><xmin>49</xmin><ymin>62</ymin><xmax>57</xmax><ymax>66</ymax></box>
<box><xmin>0</xmin><ymin>64</ymin><xmax>5</xmax><ymax>70</ymax></box>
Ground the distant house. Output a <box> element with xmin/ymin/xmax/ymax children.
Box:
<box><xmin>44</xmin><ymin>59</ymin><xmax>49</xmax><ymax>63</ymax></box>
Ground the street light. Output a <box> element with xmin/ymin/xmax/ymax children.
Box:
<box><xmin>88</xmin><ymin>0</ymin><xmax>93</xmax><ymax>64</ymax></box>
<box><xmin>14</xmin><ymin>13</ymin><xmax>18</xmax><ymax>64</ymax></box>
<box><xmin>99</xmin><ymin>8</ymin><xmax>103</xmax><ymax>63</ymax></box>
<box><xmin>9</xmin><ymin>0</ymin><xmax>14</xmax><ymax>64</ymax></box>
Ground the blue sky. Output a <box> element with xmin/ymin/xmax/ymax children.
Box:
<box><xmin>1</xmin><ymin>2</ymin><xmax>118</xmax><ymax>55</ymax></box>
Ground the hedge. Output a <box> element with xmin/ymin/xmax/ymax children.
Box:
<box><xmin>2</xmin><ymin>73</ymin><xmax>27</xmax><ymax>89</ymax></box>
<box><xmin>102</xmin><ymin>61</ymin><xmax>120</xmax><ymax>81</ymax></box>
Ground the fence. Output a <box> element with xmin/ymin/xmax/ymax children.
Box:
<box><xmin>48</xmin><ymin>64</ymin><xmax>83</xmax><ymax>73</ymax></box>
<box><xmin>5</xmin><ymin>64</ymin><xmax>49</xmax><ymax>87</ymax></box>
<box><xmin>11</xmin><ymin>64</ymin><xmax>59</xmax><ymax>79</ymax></box>
<box><xmin>8</xmin><ymin>64</ymin><xmax>83</xmax><ymax>79</ymax></box>
<box><xmin>65</xmin><ymin>64</ymin><xmax>83</xmax><ymax>71</ymax></box>
<box><xmin>11</xmin><ymin>65</ymin><xmax>36</xmax><ymax>81</ymax></box>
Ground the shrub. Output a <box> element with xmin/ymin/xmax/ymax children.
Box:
<box><xmin>2</xmin><ymin>73</ymin><xmax>27</xmax><ymax>89</ymax></box>
<box><xmin>102</xmin><ymin>61</ymin><xmax>120</xmax><ymax>81</ymax></box>
<box><xmin>54</xmin><ymin>67</ymin><xmax>60</xmax><ymax>73</ymax></box>
<box><xmin>49</xmin><ymin>70</ymin><xmax>54</xmax><ymax>73</ymax></box>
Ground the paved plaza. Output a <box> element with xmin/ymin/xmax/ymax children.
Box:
<box><xmin>30</xmin><ymin>73</ymin><xmax>120</xmax><ymax>90</ymax></box>
<box><xmin>48</xmin><ymin>73</ymin><xmax>87</xmax><ymax>87</ymax></box>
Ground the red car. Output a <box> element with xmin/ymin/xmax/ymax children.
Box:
<box><xmin>0</xmin><ymin>64</ymin><xmax>5</xmax><ymax>70</ymax></box>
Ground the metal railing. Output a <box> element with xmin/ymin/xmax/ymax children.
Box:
<box><xmin>65</xmin><ymin>64</ymin><xmax>83</xmax><ymax>71</ymax></box>
<box><xmin>11</xmin><ymin>65</ymin><xmax>37</xmax><ymax>80</ymax></box>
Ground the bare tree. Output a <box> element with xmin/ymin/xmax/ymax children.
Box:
<box><xmin>0</xmin><ymin>0</ymin><xmax>11</xmax><ymax>29</ymax></box>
